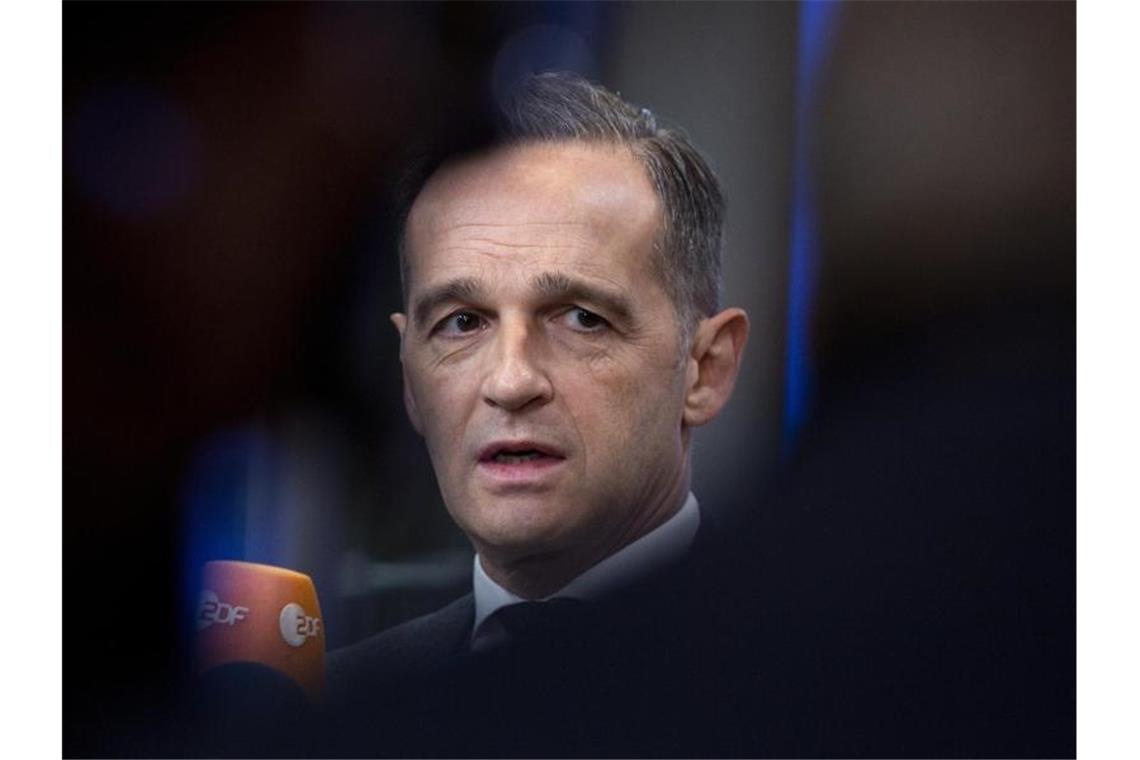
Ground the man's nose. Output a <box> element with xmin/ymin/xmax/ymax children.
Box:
<box><xmin>480</xmin><ymin>319</ymin><xmax>553</xmax><ymax>412</ymax></box>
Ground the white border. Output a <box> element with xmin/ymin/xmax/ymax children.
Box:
<box><xmin>1078</xmin><ymin>2</ymin><xmax>1140</xmax><ymax>758</ymax></box>
<box><xmin>0</xmin><ymin>2</ymin><xmax>63</xmax><ymax>758</ymax></box>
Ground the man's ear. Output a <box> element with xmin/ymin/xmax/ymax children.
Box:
<box><xmin>390</xmin><ymin>313</ymin><xmax>423</xmax><ymax>435</ymax></box>
<box><xmin>683</xmin><ymin>307</ymin><xmax>750</xmax><ymax>428</ymax></box>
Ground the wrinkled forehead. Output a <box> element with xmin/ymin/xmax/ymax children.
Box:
<box><xmin>403</xmin><ymin>142</ymin><xmax>663</xmax><ymax>289</ymax></box>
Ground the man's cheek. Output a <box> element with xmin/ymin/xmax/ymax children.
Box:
<box><xmin>414</xmin><ymin>390</ymin><xmax>468</xmax><ymax>467</ymax></box>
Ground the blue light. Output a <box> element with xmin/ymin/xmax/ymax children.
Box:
<box><xmin>783</xmin><ymin>0</ymin><xmax>841</xmax><ymax>454</ymax></box>
<box><xmin>177</xmin><ymin>426</ymin><xmax>276</xmax><ymax>652</ymax></box>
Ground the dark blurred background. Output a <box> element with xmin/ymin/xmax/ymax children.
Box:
<box><xmin>64</xmin><ymin>1</ymin><xmax>1073</xmax><ymax>755</ymax></box>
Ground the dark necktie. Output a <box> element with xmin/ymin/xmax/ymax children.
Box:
<box><xmin>489</xmin><ymin>598</ymin><xmax>588</xmax><ymax>644</ymax></box>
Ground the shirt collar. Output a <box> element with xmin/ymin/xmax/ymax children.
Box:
<box><xmin>471</xmin><ymin>492</ymin><xmax>701</xmax><ymax>641</ymax></box>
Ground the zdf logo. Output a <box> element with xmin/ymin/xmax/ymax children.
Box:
<box><xmin>196</xmin><ymin>590</ymin><xmax>249</xmax><ymax>630</ymax></box>
<box><xmin>278</xmin><ymin>602</ymin><xmax>322</xmax><ymax>647</ymax></box>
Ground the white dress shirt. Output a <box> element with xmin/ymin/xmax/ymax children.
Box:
<box><xmin>470</xmin><ymin>492</ymin><xmax>701</xmax><ymax>651</ymax></box>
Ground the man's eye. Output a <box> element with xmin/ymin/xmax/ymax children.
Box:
<box><xmin>436</xmin><ymin>312</ymin><xmax>485</xmax><ymax>336</ymax></box>
<box><xmin>560</xmin><ymin>308</ymin><xmax>608</xmax><ymax>333</ymax></box>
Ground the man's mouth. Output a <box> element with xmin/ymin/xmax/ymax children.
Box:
<box><xmin>478</xmin><ymin>441</ymin><xmax>566</xmax><ymax>463</ymax></box>
<box><xmin>491</xmin><ymin>449</ymin><xmax>548</xmax><ymax>464</ymax></box>
<box><xmin>475</xmin><ymin>441</ymin><xmax>566</xmax><ymax>485</ymax></box>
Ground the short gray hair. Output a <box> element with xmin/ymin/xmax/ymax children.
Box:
<box><xmin>398</xmin><ymin>72</ymin><xmax>725</xmax><ymax>332</ymax></box>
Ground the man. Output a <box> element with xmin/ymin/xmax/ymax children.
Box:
<box><xmin>324</xmin><ymin>67</ymin><xmax>1072</xmax><ymax>760</ymax></box>
<box><xmin>324</xmin><ymin>73</ymin><xmax>749</xmax><ymax>753</ymax></box>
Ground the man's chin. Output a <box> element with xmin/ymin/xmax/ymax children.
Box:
<box><xmin>471</xmin><ymin>522</ymin><xmax>567</xmax><ymax>557</ymax></box>
<box><xmin>463</xmin><ymin>510</ymin><xmax>578</xmax><ymax>561</ymax></box>
<box><xmin>449</xmin><ymin>482</ymin><xmax>597</xmax><ymax>551</ymax></box>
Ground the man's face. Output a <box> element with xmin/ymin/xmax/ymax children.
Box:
<box><xmin>394</xmin><ymin>142</ymin><xmax>693</xmax><ymax>576</ymax></box>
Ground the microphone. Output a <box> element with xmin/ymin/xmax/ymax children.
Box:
<box><xmin>188</xmin><ymin>561</ymin><xmax>327</xmax><ymax>756</ymax></box>
<box><xmin>195</xmin><ymin>560</ymin><xmax>326</xmax><ymax>701</ymax></box>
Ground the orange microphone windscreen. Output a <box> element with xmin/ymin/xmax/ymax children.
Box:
<box><xmin>195</xmin><ymin>560</ymin><xmax>326</xmax><ymax>703</ymax></box>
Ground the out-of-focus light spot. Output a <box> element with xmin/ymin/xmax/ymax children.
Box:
<box><xmin>491</xmin><ymin>24</ymin><xmax>597</xmax><ymax>111</ymax></box>
<box><xmin>782</xmin><ymin>1</ymin><xmax>842</xmax><ymax>455</ymax></box>
<box><xmin>66</xmin><ymin>82</ymin><xmax>201</xmax><ymax>219</ymax></box>
<box><xmin>177</xmin><ymin>426</ymin><xmax>275</xmax><ymax>650</ymax></box>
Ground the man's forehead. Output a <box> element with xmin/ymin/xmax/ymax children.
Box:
<box><xmin>408</xmin><ymin>142</ymin><xmax>661</xmax><ymax>239</ymax></box>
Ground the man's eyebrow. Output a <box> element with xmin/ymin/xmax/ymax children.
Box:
<box><xmin>410</xmin><ymin>277</ymin><xmax>486</xmax><ymax>328</ymax></box>
<box><xmin>531</xmin><ymin>272</ymin><xmax>634</xmax><ymax>323</ymax></box>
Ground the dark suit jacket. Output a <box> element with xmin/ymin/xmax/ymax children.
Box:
<box><xmin>327</xmin><ymin>593</ymin><xmax>475</xmax><ymax>700</ymax></box>
<box><xmin>319</xmin><ymin>548</ymin><xmax>739</xmax><ymax>757</ymax></box>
